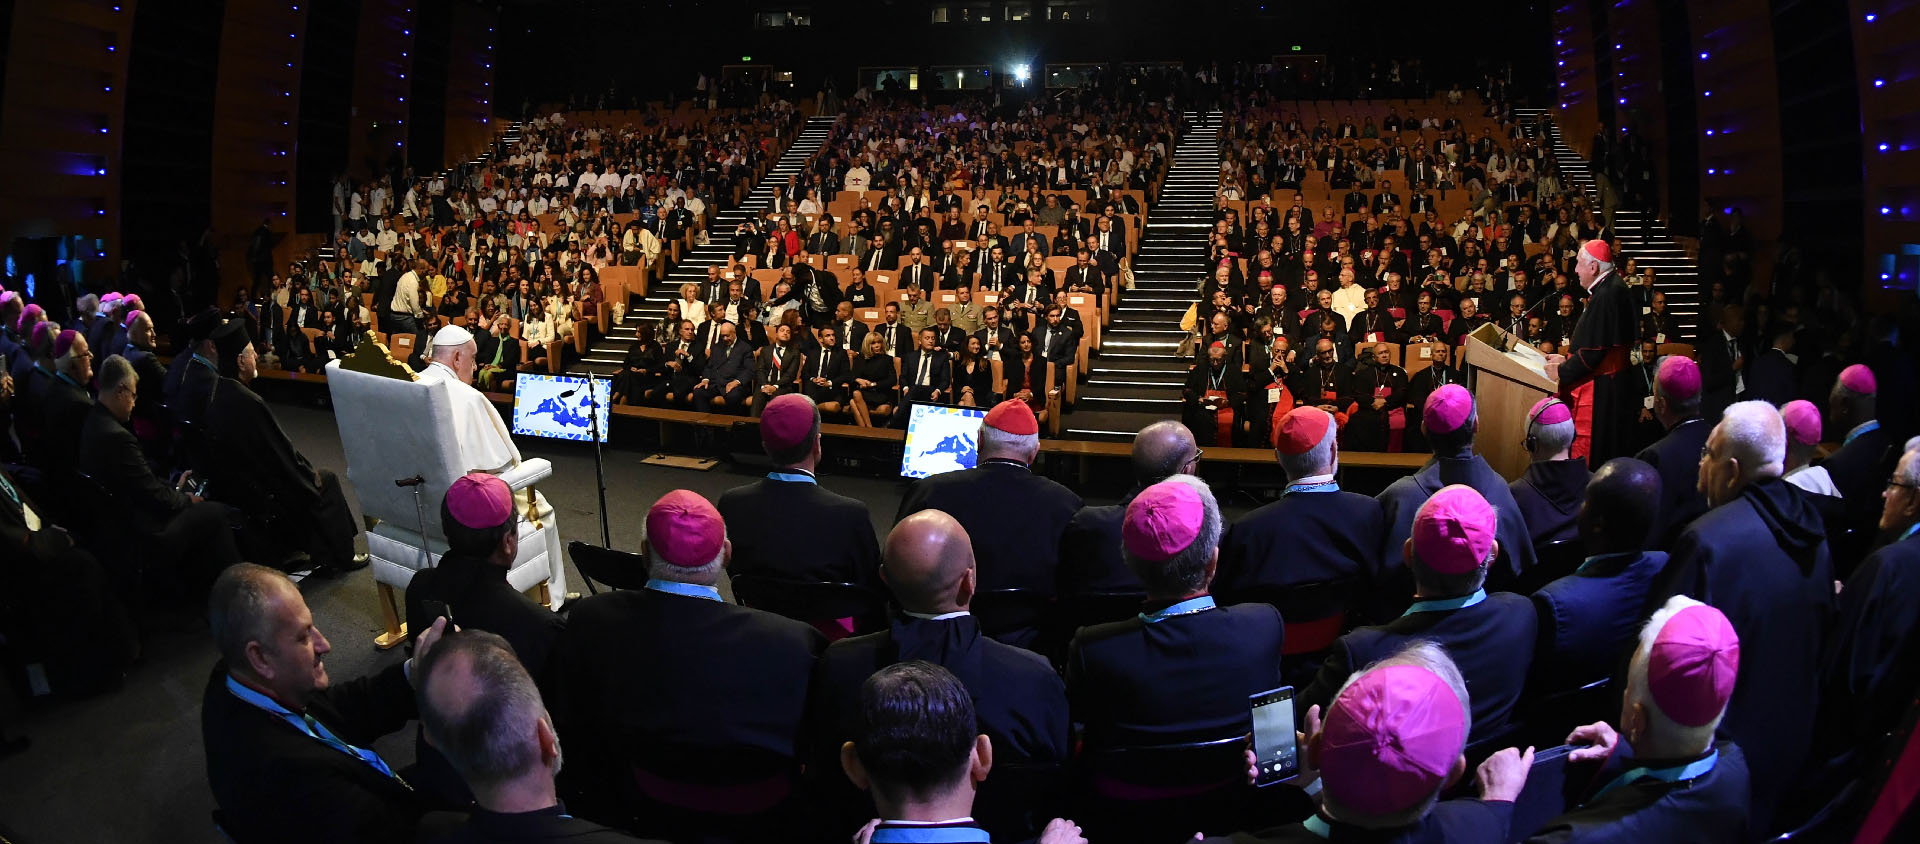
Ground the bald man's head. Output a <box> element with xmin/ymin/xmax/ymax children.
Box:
<box><xmin>882</xmin><ymin>510</ymin><xmax>977</xmax><ymax>615</ymax></box>
<box><xmin>1132</xmin><ymin>420</ymin><xmax>1199</xmax><ymax>485</ymax></box>
<box><xmin>1579</xmin><ymin>457</ymin><xmax>1663</xmax><ymax>554</ymax></box>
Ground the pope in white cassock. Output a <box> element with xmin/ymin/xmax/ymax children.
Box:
<box><xmin>418</xmin><ymin>324</ymin><xmax>522</xmax><ymax>474</ymax></box>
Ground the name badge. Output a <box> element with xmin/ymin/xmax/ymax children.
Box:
<box><xmin>1644</xmin><ymin>395</ymin><xmax>1655</xmax><ymax>410</ymax></box>
<box><xmin>1366</xmin><ymin>332</ymin><xmax>1382</xmax><ymax>342</ymax></box>
<box><xmin>1656</xmin><ymin>333</ymin><xmax>1666</xmax><ymax>344</ymax></box>
<box><xmin>1642</xmin><ymin>306</ymin><xmax>1652</xmax><ymax>315</ymax></box>
<box><xmin>1419</xmin><ymin>347</ymin><xmax>1433</xmax><ymax>359</ymax></box>
<box><xmin>1269</xmin><ymin>387</ymin><xmax>1283</xmax><ymax>403</ymax></box>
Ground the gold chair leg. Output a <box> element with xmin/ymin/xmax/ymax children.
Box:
<box><xmin>373</xmin><ymin>581</ymin><xmax>408</xmax><ymax>650</ymax></box>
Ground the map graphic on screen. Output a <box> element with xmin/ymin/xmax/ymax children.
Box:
<box><xmin>900</xmin><ymin>404</ymin><xmax>987</xmax><ymax>478</ymax></box>
<box><xmin>512</xmin><ymin>374</ymin><xmax>611</xmax><ymax>443</ymax></box>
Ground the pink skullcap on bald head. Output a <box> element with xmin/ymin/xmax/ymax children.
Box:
<box><xmin>645</xmin><ymin>490</ymin><xmax>724</xmax><ymax>567</ymax></box>
<box><xmin>1647</xmin><ymin>604</ymin><xmax>1740</xmax><ymax>727</ymax></box>
<box><xmin>1122</xmin><ymin>479</ymin><xmax>1204</xmax><ymax>562</ymax></box>
<box><xmin>444</xmin><ymin>473</ymin><xmax>514</xmax><ymax>529</ymax></box>
<box><xmin>1411</xmin><ymin>485</ymin><xmax>1497</xmax><ymax>575</ymax></box>
<box><xmin>1528</xmin><ymin>396</ymin><xmax>1573</xmax><ymax>426</ymax></box>
<box><xmin>1423</xmin><ymin>384</ymin><xmax>1474</xmax><ymax>434</ymax></box>
<box><xmin>1319</xmin><ymin>664</ymin><xmax>1468</xmax><ymax>817</ymax></box>
<box><xmin>1656</xmin><ymin>355</ymin><xmax>1700</xmax><ymax>401</ymax></box>
<box><xmin>1839</xmin><ymin>364</ymin><xmax>1876</xmax><ymax>395</ymax></box>
<box><xmin>18</xmin><ymin>303</ymin><xmax>44</xmax><ymax>334</ymax></box>
<box><xmin>53</xmin><ymin>329</ymin><xmax>80</xmax><ymax>359</ymax></box>
<box><xmin>1780</xmin><ymin>400</ymin><xmax>1822</xmax><ymax>446</ymax></box>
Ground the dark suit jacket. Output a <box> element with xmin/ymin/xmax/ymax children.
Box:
<box><xmin>1298</xmin><ymin>591</ymin><xmax>1536</xmax><ymax>742</ymax></box>
<box><xmin>1525</xmin><ymin>742</ymin><xmax>1750</xmax><ymax>844</ymax></box>
<box><xmin>896</xmin><ymin>460</ymin><xmax>1082</xmax><ymax>597</ymax></box>
<box><xmin>718</xmin><ymin>474</ymin><xmax>881</xmax><ymax>589</ymax></box>
<box><xmin>201</xmin><ymin>662</ymin><xmax>424</xmax><ymax>844</ymax></box>
<box><xmin>1211</xmin><ymin>802</ymin><xmax>1512</xmax><ymax>844</ymax></box>
<box><xmin>1821</xmin><ymin>533</ymin><xmax>1920</xmax><ymax>753</ymax></box>
<box><xmin>831</xmin><ymin>318</ymin><xmax>869</xmax><ymax>353</ymax></box>
<box><xmin>1068</xmin><ymin>602</ymin><xmax>1285</xmax><ymax>747</ymax></box>
<box><xmin>1509</xmin><ymin>459</ymin><xmax>1591</xmax><ymax>553</ymax></box>
<box><xmin>753</xmin><ymin>343</ymin><xmax>804</xmax><ymax>392</ymax></box>
<box><xmin>1634</xmin><ymin>418</ymin><xmax>1712</xmax><ymax>549</ymax></box>
<box><xmin>871</xmin><ymin>321</ymin><xmax>913</xmax><ymax>358</ymax></box>
<box><xmin>418</xmin><ymin>806</ymin><xmax>661</xmax><ymax>843</ymax></box>
<box><xmin>1217</xmin><ymin>489</ymin><xmax>1385</xmax><ymax>594</ymax></box>
<box><xmin>1821</xmin><ymin>423</ymin><xmax>1898</xmax><ymax>545</ymax></box>
<box><xmin>1744</xmin><ymin>347</ymin><xmax>1797</xmax><ymax>407</ymax></box>
<box><xmin>1058</xmin><ymin>495</ymin><xmax>1147</xmax><ymax>597</ymax></box>
<box><xmin>1529</xmin><ymin>551</ymin><xmax>1668</xmax><ymax>694</ymax></box>
<box><xmin>1693</xmin><ymin>330</ymin><xmax>1747</xmax><ymax>419</ymax></box>
<box><xmin>79</xmin><ymin>404</ymin><xmax>189</xmax><ymax>537</ymax></box>
<box><xmin>898</xmin><ymin>347</ymin><xmax>952</xmax><ymax>394</ymax></box>
<box><xmin>1649</xmin><ymin>478</ymin><xmax>1832</xmax><ymax>831</ymax></box>
<box><xmin>1375</xmin><ymin>453</ymin><xmax>1538</xmax><ymax>606</ymax></box>
<box><xmin>697</xmin><ymin>339</ymin><xmax>752</xmax><ymax>385</ymax></box>
<box><xmin>552</xmin><ymin>587</ymin><xmax>826</xmax><ymax>813</ymax></box>
<box><xmin>37</xmin><ymin>376</ymin><xmax>93</xmax><ymax>476</ymax></box>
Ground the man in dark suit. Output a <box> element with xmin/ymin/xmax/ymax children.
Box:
<box><xmin>719</xmin><ymin>395</ymin><xmax>880</xmax><ymax>588</ymax></box>
<box><xmin>552</xmin><ymin>490</ymin><xmax>827</xmax><ymax>818</ymax></box>
<box><xmin>81</xmin><ymin>354</ymin><xmax>244</xmax><ymax>592</ymax></box>
<box><xmin>978</xmin><ymin>245</ymin><xmax>1016</xmax><ymax>292</ymax></box>
<box><xmin>858</xmin><ymin>233</ymin><xmax>898</xmax><ymax>273</ymax></box>
<box><xmin>1094</xmin><ymin>216</ymin><xmax>1127</xmax><ymax>258</ymax></box>
<box><xmin>201</xmin><ymin>325</ymin><xmax>364</xmax><ymax>573</ymax></box>
<box><xmin>871</xmin><ymin>305</ymin><xmax>912</xmax><ymax>358</ymax></box>
<box><xmin>164</xmin><ymin>308</ymin><xmax>224</xmax><ymax>423</ymax></box>
<box><xmin>1031</xmin><ymin>305</ymin><xmax>1077</xmax><ymax>384</ymax></box>
<box><xmin>1009</xmin><ymin>219</ymin><xmax>1051</xmax><ymax>259</ymax></box>
<box><xmin>1821</xmin><ymin>444</ymin><xmax>1920</xmax><ymax>761</ymax></box>
<box><xmin>1694</xmin><ymin>304</ymin><xmax>1748</xmax><ymax>421</ymax></box>
<box><xmin>1536</xmin><ymin>599</ymin><xmax>1751</xmax><ymax>844</ymax></box>
<box><xmin>1635</xmin><ymin>356</ymin><xmax>1713</xmax><ymax>549</ymax></box>
<box><xmin>1201</xmin><ymin>643</ymin><xmax>1531</xmax><ymax>844</ymax></box>
<box><xmin>202</xmin><ymin>564</ymin><xmax>440</xmax><ymax>844</ymax></box>
<box><xmin>804</xmin><ymin>217</ymin><xmax>841</xmax><ymax>256</ymax></box>
<box><xmin>806</xmin><ymin>510</ymin><xmax>1071</xmax><ymax>840</ymax></box>
<box><xmin>1058</xmin><ymin>421</ymin><xmax>1198</xmax><ymax>598</ymax></box>
<box><xmin>929</xmin><ymin>308</ymin><xmax>966</xmax><ymax>354</ymax></box>
<box><xmin>1343</xmin><ymin>186</ymin><xmax>1368</xmax><ymax>214</ymax></box>
<box><xmin>414</xmin><ymin>630</ymin><xmax>661</xmax><ymax>844</ymax></box>
<box><xmin>1301</xmin><ymin>484</ymin><xmax>1536</xmax><ymax>742</ymax></box>
<box><xmin>1217</xmin><ymin>407</ymin><xmax>1385</xmax><ymax>594</ymax></box>
<box><xmin>0</xmin><ymin>464</ymin><xmax>138</xmax><ymax>695</ymax></box>
<box><xmin>829</xmin><ymin>301</ymin><xmax>869</xmax><ymax>354</ymax></box>
<box><xmin>892</xmin><ymin>328</ymin><xmax>951</xmax><ymax>429</ymax></box>
<box><xmin>1530</xmin><ymin>458</ymin><xmax>1670</xmax><ymax>698</ymax></box>
<box><xmin>1647</xmin><ymin>401</ymin><xmax>1833</xmax><ymax>834</ymax></box>
<box><xmin>34</xmin><ymin>329</ymin><xmax>94</xmax><ymax>487</ymax></box>
<box><xmin>895</xmin><ymin>401</ymin><xmax>1081</xmax><ymax>645</ymax></box>
<box><xmin>689</xmin><ymin>321</ymin><xmax>753</xmax><ymax>412</ymax></box>
<box><xmin>1744</xmin><ymin>320</ymin><xmax>1799</xmax><ymax>407</ymax></box>
<box><xmin>972</xmin><ymin>306</ymin><xmax>1017</xmax><ymax>363</ymax></box>
<box><xmin>1069</xmin><ymin>475</ymin><xmax>1286</xmax><ymax>747</ymax></box>
<box><xmin>1374</xmin><ymin>385</ymin><xmax>1537</xmax><ymax>613</ymax></box>
<box><xmin>1063</xmin><ymin>249</ymin><xmax>1107</xmax><ymax>304</ymax></box>
<box><xmin>1509</xmin><ymin>397</ymin><xmax>1592</xmax><ymax>554</ymax></box>
<box><xmin>900</xmin><ymin>247</ymin><xmax>939</xmax><ymax>295</ymax></box>
<box><xmin>1821</xmin><ymin>364</ymin><xmax>1899</xmax><ymax>555</ymax></box>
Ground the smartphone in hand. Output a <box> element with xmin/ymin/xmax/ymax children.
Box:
<box><xmin>1250</xmin><ymin>686</ymin><xmax>1299</xmax><ymax>787</ymax></box>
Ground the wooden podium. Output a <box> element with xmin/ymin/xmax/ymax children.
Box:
<box><xmin>1462</xmin><ymin>323</ymin><xmax>1557</xmax><ymax>481</ymax></box>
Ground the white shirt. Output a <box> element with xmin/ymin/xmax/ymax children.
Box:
<box><xmin>1784</xmin><ymin>464</ymin><xmax>1842</xmax><ymax>498</ymax></box>
<box><xmin>1331</xmin><ymin>284</ymin><xmax>1368</xmax><ymax>323</ymax></box>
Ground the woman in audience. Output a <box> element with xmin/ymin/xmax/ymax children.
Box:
<box><xmin>952</xmin><ymin>336</ymin><xmax>994</xmax><ymax>408</ymax></box>
<box><xmin>521</xmin><ymin>299</ymin><xmax>553</xmax><ymax>371</ymax></box>
<box><xmin>947</xmin><ymin>246</ymin><xmax>976</xmax><ymax>289</ymax></box>
<box><xmin>1006</xmin><ymin>332</ymin><xmax>1052</xmax><ymax>427</ymax></box>
<box><xmin>676</xmin><ymin>282</ymin><xmax>708</xmax><ymax>327</ymax></box>
<box><xmin>843</xmin><ymin>268</ymin><xmax>877</xmax><ymax>309</ymax></box>
<box><xmin>657</xmin><ymin>301</ymin><xmax>682</xmax><ymax>343</ymax></box>
<box><xmin>851</xmin><ymin>331</ymin><xmax>898</xmax><ymax>423</ymax></box>
<box><xmin>610</xmin><ymin>323</ymin><xmax>665</xmax><ymax>407</ymax></box>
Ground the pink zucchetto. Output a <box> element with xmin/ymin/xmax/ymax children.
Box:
<box><xmin>1839</xmin><ymin>364</ymin><xmax>1877</xmax><ymax>396</ymax></box>
<box><xmin>1411</xmin><ymin>485</ymin><xmax>1497</xmax><ymax>575</ymax></box>
<box><xmin>1647</xmin><ymin>604</ymin><xmax>1741</xmax><ymax>727</ymax></box>
<box><xmin>1422</xmin><ymin>384</ymin><xmax>1475</xmax><ymax>434</ymax></box>
<box><xmin>444</xmin><ymin>473</ymin><xmax>514</xmax><ymax>530</ymax></box>
<box><xmin>1319</xmin><ymin>664</ymin><xmax>1469</xmax><ymax>817</ymax></box>
<box><xmin>1780</xmin><ymin>400</ymin><xmax>1822</xmax><ymax>447</ymax></box>
<box><xmin>645</xmin><ymin>490</ymin><xmax>724</xmax><ymax>568</ymax></box>
<box><xmin>1122</xmin><ymin>479</ymin><xmax>1204</xmax><ymax>562</ymax></box>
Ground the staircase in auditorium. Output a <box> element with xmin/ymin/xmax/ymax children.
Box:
<box><xmin>1516</xmin><ymin>108</ymin><xmax>1700</xmax><ymax>341</ymax></box>
<box><xmin>568</xmin><ymin>115</ymin><xmax>838</xmax><ymax>378</ymax></box>
<box><xmin>1065</xmin><ymin>110</ymin><xmax>1223</xmax><ymax>442</ymax></box>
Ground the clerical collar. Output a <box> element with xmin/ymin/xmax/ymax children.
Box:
<box><xmin>767</xmin><ymin>469</ymin><xmax>817</xmax><ymax>484</ymax></box>
<box><xmin>1287</xmin><ymin>472</ymin><xmax>1337</xmax><ymax>488</ymax></box>
<box><xmin>1844</xmin><ymin>420</ymin><xmax>1880</xmax><ymax>446</ymax></box>
<box><xmin>980</xmin><ymin>458</ymin><xmax>1030</xmax><ymax>471</ymax></box>
<box><xmin>1139</xmin><ymin>595</ymin><xmax>1215</xmax><ymax>623</ymax></box>
<box><xmin>1402</xmin><ymin>589</ymin><xmax>1486</xmax><ymax>616</ymax></box>
<box><xmin>644</xmin><ymin>579</ymin><xmax>722</xmax><ymax>602</ymax></box>
<box><xmin>1576</xmin><ymin>551</ymin><xmax>1638</xmax><ymax>575</ymax></box>
<box><xmin>902</xmin><ymin>610</ymin><xmax>970</xmax><ymax>621</ymax></box>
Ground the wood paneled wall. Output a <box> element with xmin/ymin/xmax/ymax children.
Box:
<box><xmin>1552</xmin><ymin>0</ymin><xmax>1601</xmax><ymax>159</ymax></box>
<box><xmin>211</xmin><ymin>0</ymin><xmax>307</xmax><ymax>299</ymax></box>
<box><xmin>1690</xmin><ymin>0</ymin><xmax>1782</xmax><ymax>269</ymax></box>
<box><xmin>1853</xmin><ymin>0</ymin><xmax>1919</xmax><ymax>303</ymax></box>
<box><xmin>346</xmin><ymin>0</ymin><xmax>414</xmax><ymax>180</ymax></box>
<box><xmin>442</xmin><ymin>1</ymin><xmax>495</xmax><ymax>168</ymax></box>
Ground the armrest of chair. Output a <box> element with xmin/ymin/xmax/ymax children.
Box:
<box><xmin>499</xmin><ymin>458</ymin><xmax>554</xmax><ymax>491</ymax></box>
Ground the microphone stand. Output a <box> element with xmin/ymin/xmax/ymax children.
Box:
<box><xmin>586</xmin><ymin>371</ymin><xmax>611</xmax><ymax>550</ymax></box>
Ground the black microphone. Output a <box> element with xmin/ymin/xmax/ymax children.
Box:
<box><xmin>395</xmin><ymin>475</ymin><xmax>425</xmax><ymax>487</ymax></box>
<box><xmin>558</xmin><ymin>388</ymin><xmax>578</xmax><ymax>398</ymax></box>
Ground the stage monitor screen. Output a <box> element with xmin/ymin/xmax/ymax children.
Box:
<box><xmin>899</xmin><ymin>403</ymin><xmax>988</xmax><ymax>479</ymax></box>
<box><xmin>512</xmin><ymin>374</ymin><xmax>611</xmax><ymax>443</ymax></box>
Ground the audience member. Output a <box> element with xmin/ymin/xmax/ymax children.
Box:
<box><xmin>808</xmin><ymin>510</ymin><xmax>1070</xmax><ymax>840</ymax></box>
<box><xmin>1300</xmin><ymin>484</ymin><xmax>1535</xmax><ymax>741</ymax></box>
<box><xmin>1532</xmin><ymin>597</ymin><xmax>1749</xmax><ymax>843</ymax></box>
<box><xmin>1376</xmin><ymin>384</ymin><xmax>1536</xmax><ymax>606</ymax></box>
<box><xmin>1529</xmin><ymin>458</ymin><xmax>1669</xmax><ymax>696</ymax></box>
<box><xmin>718</xmin><ymin>394</ymin><xmax>881</xmax><ymax>588</ymax></box>
<box><xmin>840</xmin><ymin>662</ymin><xmax>1086</xmax><ymax>844</ymax></box>
<box><xmin>1057</xmin><ymin>420</ymin><xmax>1196</xmax><ymax>598</ymax></box>
<box><xmin>1820</xmin><ymin>442</ymin><xmax>1920</xmax><ymax>760</ymax></box>
<box><xmin>1648</xmin><ymin>400</ymin><xmax>1832</xmax><ymax>834</ymax></box>
<box><xmin>1822</xmin><ymin>365</ymin><xmax>1896</xmax><ymax>546</ymax></box>
<box><xmin>1634</xmin><ymin>356</ymin><xmax>1711</xmax><ymax>547</ymax></box>
<box><xmin>1217</xmin><ymin>407</ymin><xmax>1386</xmax><ymax>593</ymax></box>
<box><xmin>552</xmin><ymin>490</ymin><xmax>826</xmax><ymax>816</ymax></box>
<box><xmin>1209</xmin><ymin>643</ymin><xmax>1533</xmax><ymax>843</ymax></box>
<box><xmin>895</xmin><ymin>400</ymin><xmax>1081</xmax><ymax>646</ymax></box>
<box><xmin>201</xmin><ymin>563</ymin><xmax>445</xmax><ymax>843</ymax></box>
<box><xmin>1068</xmin><ymin>475</ymin><xmax>1285</xmax><ymax>746</ymax></box>
<box><xmin>1508</xmin><ymin>397</ymin><xmax>1590</xmax><ymax>553</ymax></box>
<box><xmin>0</xmin><ymin>462</ymin><xmax>138</xmax><ymax>694</ymax></box>
<box><xmin>415</xmin><ymin>630</ymin><xmax>661</xmax><ymax>843</ymax></box>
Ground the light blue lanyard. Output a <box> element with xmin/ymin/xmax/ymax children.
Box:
<box><xmin>224</xmin><ymin>676</ymin><xmax>402</xmax><ymax>782</ymax></box>
<box><xmin>1285</xmin><ymin>481</ymin><xmax>1340</xmax><ymax>495</ymax></box>
<box><xmin>1301</xmin><ymin>815</ymin><xmax>1333</xmax><ymax>838</ymax></box>
<box><xmin>191</xmin><ymin>353</ymin><xmax>219</xmax><ymax>372</ymax></box>
<box><xmin>1575</xmin><ymin>552</ymin><xmax>1637</xmax><ymax>575</ymax></box>
<box><xmin>1140</xmin><ymin>595</ymin><xmax>1216</xmax><ymax>624</ymax></box>
<box><xmin>55</xmin><ymin>371</ymin><xmax>84</xmax><ymax>388</ymax></box>
<box><xmin>645</xmin><ymin>579</ymin><xmax>723</xmax><ymax>602</ymax></box>
<box><xmin>870</xmin><ymin>828</ymin><xmax>991</xmax><ymax>843</ymax></box>
<box><xmin>1590</xmin><ymin>749</ymin><xmax>1719</xmax><ymax>801</ymax></box>
<box><xmin>1901</xmin><ymin>522</ymin><xmax>1920</xmax><ymax>542</ymax></box>
<box><xmin>767</xmin><ymin>471</ymin><xmax>817</xmax><ymax>485</ymax></box>
<box><xmin>1402</xmin><ymin>589</ymin><xmax>1486</xmax><ymax>617</ymax></box>
<box><xmin>1844</xmin><ymin>420</ymin><xmax>1880</xmax><ymax>447</ymax></box>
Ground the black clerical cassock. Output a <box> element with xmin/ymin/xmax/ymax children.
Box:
<box><xmin>1557</xmin><ymin>244</ymin><xmax>1638</xmax><ymax>467</ymax></box>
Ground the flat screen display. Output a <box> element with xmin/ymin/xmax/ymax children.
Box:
<box><xmin>899</xmin><ymin>403</ymin><xmax>988</xmax><ymax>478</ymax></box>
